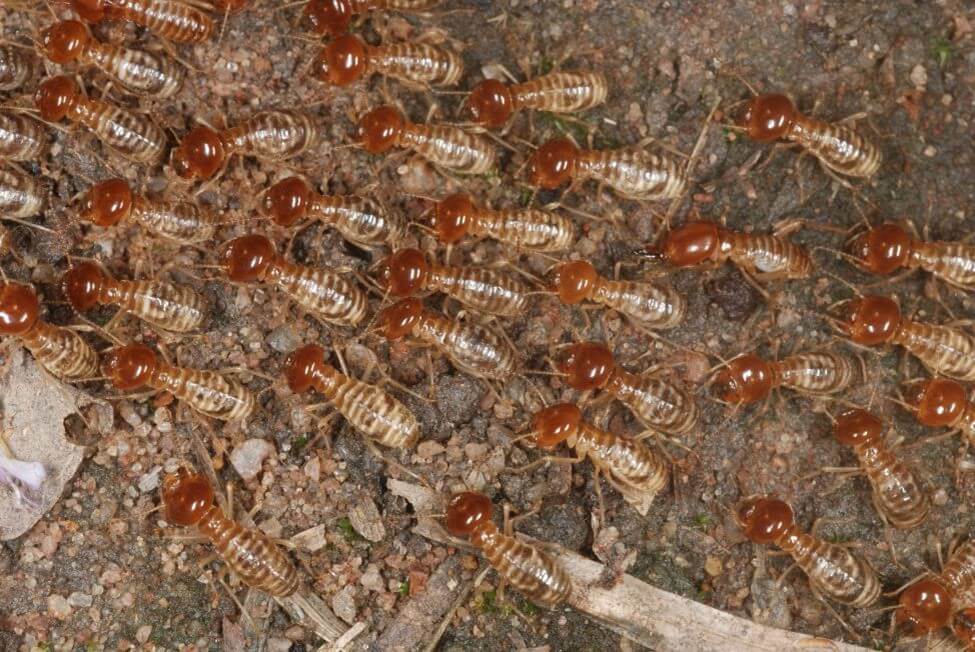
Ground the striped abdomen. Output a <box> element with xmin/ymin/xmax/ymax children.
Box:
<box><xmin>909</xmin><ymin>241</ymin><xmax>975</xmax><ymax>289</ymax></box>
<box><xmin>591</xmin><ymin>279</ymin><xmax>685</xmax><ymax>329</ymax></box>
<box><xmin>21</xmin><ymin>322</ymin><xmax>99</xmax><ymax>380</ymax></box>
<box><xmin>576</xmin><ymin>423</ymin><xmax>667</xmax><ymax>515</ymax></box>
<box><xmin>414</xmin><ymin>313</ymin><xmax>516</xmax><ymax>380</ymax></box>
<box><xmin>608</xmin><ymin>369</ymin><xmax>698</xmax><ymax>435</ymax></box>
<box><xmin>107</xmin><ymin>280</ymin><xmax>207</xmax><ymax>332</ymax></box>
<box><xmin>476</xmin><ymin>209</ymin><xmax>575</xmax><ymax>251</ymax></box>
<box><xmin>0</xmin><ymin>169</ymin><xmax>43</xmax><ymax>218</ymax></box>
<box><xmin>132</xmin><ymin>197</ymin><xmax>219</xmax><ymax>243</ymax></box>
<box><xmin>317</xmin><ymin>369</ymin><xmax>420</xmax><ymax>448</ymax></box>
<box><xmin>314</xmin><ymin>195</ymin><xmax>404</xmax><ymax>247</ymax></box>
<box><xmin>155</xmin><ymin>365</ymin><xmax>255</xmax><ymax>421</ymax></box>
<box><xmin>854</xmin><ymin>442</ymin><xmax>928</xmax><ymax>529</ymax></box>
<box><xmin>894</xmin><ymin>321</ymin><xmax>975</xmax><ymax>381</ymax></box>
<box><xmin>269</xmin><ymin>262</ymin><xmax>367</xmax><ymax>326</ymax></box>
<box><xmin>776</xmin><ymin>527</ymin><xmax>880</xmax><ymax>607</ymax></box>
<box><xmin>511</xmin><ymin>71</ymin><xmax>608</xmax><ymax>113</ymax></box>
<box><xmin>774</xmin><ymin>352</ymin><xmax>857</xmax><ymax>395</ymax></box>
<box><xmin>475</xmin><ymin>524</ymin><xmax>571</xmax><ymax>608</ymax></box>
<box><xmin>725</xmin><ymin>233</ymin><xmax>812</xmax><ymax>279</ymax></box>
<box><xmin>0</xmin><ymin>112</ymin><xmax>47</xmax><ymax>161</ymax></box>
<box><xmin>789</xmin><ymin>116</ymin><xmax>881</xmax><ymax>179</ymax></box>
<box><xmin>196</xmin><ymin>507</ymin><xmax>300</xmax><ymax>597</ymax></box>
<box><xmin>108</xmin><ymin>0</ymin><xmax>214</xmax><ymax>43</ymax></box>
<box><xmin>400</xmin><ymin>124</ymin><xmax>495</xmax><ymax>174</ymax></box>
<box><xmin>70</xmin><ymin>99</ymin><xmax>166</xmax><ymax>165</ymax></box>
<box><xmin>370</xmin><ymin>43</ymin><xmax>463</xmax><ymax>86</ymax></box>
<box><xmin>226</xmin><ymin>111</ymin><xmax>318</xmax><ymax>161</ymax></box>
<box><xmin>0</xmin><ymin>46</ymin><xmax>35</xmax><ymax>92</ymax></box>
<box><xmin>427</xmin><ymin>265</ymin><xmax>530</xmax><ymax>317</ymax></box>
<box><xmin>942</xmin><ymin>541</ymin><xmax>975</xmax><ymax>605</ymax></box>
<box><xmin>577</xmin><ymin>148</ymin><xmax>686</xmax><ymax>200</ymax></box>
<box><xmin>87</xmin><ymin>41</ymin><xmax>183</xmax><ymax>98</ymax></box>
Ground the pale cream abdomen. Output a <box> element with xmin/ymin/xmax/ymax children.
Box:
<box><xmin>402</xmin><ymin>125</ymin><xmax>496</xmax><ymax>174</ymax></box>
<box><xmin>592</xmin><ymin>279</ymin><xmax>685</xmax><ymax>329</ymax></box>
<box><xmin>328</xmin><ymin>374</ymin><xmax>420</xmax><ymax>448</ymax></box>
<box><xmin>895</xmin><ymin>321</ymin><xmax>975</xmax><ymax>381</ymax></box>
<box><xmin>609</xmin><ymin>370</ymin><xmax>698</xmax><ymax>435</ymax></box>
<box><xmin>229</xmin><ymin>111</ymin><xmax>319</xmax><ymax>161</ymax></box>
<box><xmin>478</xmin><ymin>209</ymin><xmax>575</xmax><ymax>252</ymax></box>
<box><xmin>428</xmin><ymin>265</ymin><xmax>530</xmax><ymax>317</ymax></box>
<box><xmin>132</xmin><ymin>197</ymin><xmax>219</xmax><ymax>243</ymax></box>
<box><xmin>117</xmin><ymin>0</ymin><xmax>214</xmax><ymax>43</ymax></box>
<box><xmin>415</xmin><ymin>315</ymin><xmax>516</xmax><ymax>380</ymax></box>
<box><xmin>89</xmin><ymin>42</ymin><xmax>183</xmax><ymax>98</ymax></box>
<box><xmin>0</xmin><ymin>112</ymin><xmax>47</xmax><ymax>161</ymax></box>
<box><xmin>0</xmin><ymin>168</ymin><xmax>44</xmax><ymax>218</ymax></box>
<box><xmin>315</xmin><ymin>196</ymin><xmax>404</xmax><ymax>247</ymax></box>
<box><xmin>270</xmin><ymin>264</ymin><xmax>367</xmax><ymax>326</ymax></box>
<box><xmin>158</xmin><ymin>367</ymin><xmax>255</xmax><ymax>421</ymax></box>
<box><xmin>910</xmin><ymin>241</ymin><xmax>975</xmax><ymax>289</ymax></box>
<box><xmin>73</xmin><ymin>101</ymin><xmax>166</xmax><ymax>165</ymax></box>
<box><xmin>21</xmin><ymin>322</ymin><xmax>100</xmax><ymax>380</ymax></box>
<box><xmin>579</xmin><ymin>148</ymin><xmax>686</xmax><ymax>200</ymax></box>
<box><xmin>774</xmin><ymin>352</ymin><xmax>857</xmax><ymax>394</ymax></box>
<box><xmin>479</xmin><ymin>528</ymin><xmax>572</xmax><ymax>608</ymax></box>
<box><xmin>512</xmin><ymin>71</ymin><xmax>608</xmax><ymax>113</ymax></box>
<box><xmin>111</xmin><ymin>280</ymin><xmax>208</xmax><ymax>332</ymax></box>
<box><xmin>371</xmin><ymin>43</ymin><xmax>463</xmax><ymax>86</ymax></box>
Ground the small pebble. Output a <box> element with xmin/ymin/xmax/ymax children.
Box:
<box><xmin>332</xmin><ymin>585</ymin><xmax>357</xmax><ymax>624</ymax></box>
<box><xmin>47</xmin><ymin>594</ymin><xmax>72</xmax><ymax>619</ymax></box>
<box><xmin>229</xmin><ymin>439</ymin><xmax>276</xmax><ymax>481</ymax></box>
<box><xmin>67</xmin><ymin>592</ymin><xmax>93</xmax><ymax>608</ymax></box>
<box><xmin>136</xmin><ymin>625</ymin><xmax>152</xmax><ymax>644</ymax></box>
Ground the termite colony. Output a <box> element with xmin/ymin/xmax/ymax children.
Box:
<box><xmin>0</xmin><ymin>0</ymin><xmax>970</xmax><ymax>648</ymax></box>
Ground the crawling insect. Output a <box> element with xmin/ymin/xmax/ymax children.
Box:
<box><xmin>734</xmin><ymin>496</ymin><xmax>880</xmax><ymax>607</ymax></box>
<box><xmin>314</xmin><ymin>33</ymin><xmax>462</xmax><ymax>88</ymax></box>
<box><xmin>380</xmin><ymin>247</ymin><xmax>531</xmax><ymax>318</ymax></box>
<box><xmin>62</xmin><ymin>261</ymin><xmax>207</xmax><ymax>333</ymax></box>
<box><xmin>0</xmin><ymin>111</ymin><xmax>48</xmax><ymax>161</ymax></box>
<box><xmin>358</xmin><ymin>105</ymin><xmax>496</xmax><ymax>175</ymax></box>
<box><xmin>0</xmin><ymin>282</ymin><xmax>99</xmax><ymax>379</ymax></box>
<box><xmin>264</xmin><ymin>176</ymin><xmax>405</xmax><ymax>248</ymax></box>
<box><xmin>35</xmin><ymin>75</ymin><xmax>166</xmax><ymax>165</ymax></box>
<box><xmin>901</xmin><ymin>377</ymin><xmax>975</xmax><ymax>444</ymax></box>
<box><xmin>41</xmin><ymin>20</ymin><xmax>183</xmax><ymax>99</ymax></box>
<box><xmin>896</xmin><ymin>540</ymin><xmax>975</xmax><ymax>636</ymax></box>
<box><xmin>552</xmin><ymin>260</ymin><xmax>685</xmax><ymax>329</ymax></box>
<box><xmin>70</xmin><ymin>0</ymin><xmax>213</xmax><ymax>43</ymax></box>
<box><xmin>445</xmin><ymin>491</ymin><xmax>572</xmax><ymax>608</ymax></box>
<box><xmin>711</xmin><ymin>351</ymin><xmax>858</xmax><ymax>405</ymax></box>
<box><xmin>379</xmin><ymin>297</ymin><xmax>516</xmax><ymax>381</ymax></box>
<box><xmin>0</xmin><ymin>168</ymin><xmax>44</xmax><ymax>218</ymax></box>
<box><xmin>952</xmin><ymin>608</ymin><xmax>975</xmax><ymax>648</ymax></box>
<box><xmin>738</xmin><ymin>93</ymin><xmax>881</xmax><ymax>179</ymax></box>
<box><xmin>832</xmin><ymin>295</ymin><xmax>975</xmax><ymax>381</ymax></box>
<box><xmin>432</xmin><ymin>193</ymin><xmax>574</xmax><ymax>252</ymax></box>
<box><xmin>0</xmin><ymin>45</ymin><xmax>37</xmax><ymax>92</ymax></box>
<box><xmin>468</xmin><ymin>71</ymin><xmax>608</xmax><ymax>128</ymax></box>
<box><xmin>102</xmin><ymin>343</ymin><xmax>255</xmax><ymax>421</ymax></box>
<box><xmin>171</xmin><ymin>111</ymin><xmax>319</xmax><ymax>181</ymax></box>
<box><xmin>285</xmin><ymin>343</ymin><xmax>420</xmax><ymax>449</ymax></box>
<box><xmin>832</xmin><ymin>408</ymin><xmax>929</xmax><ymax>529</ymax></box>
<box><xmin>558</xmin><ymin>342</ymin><xmax>698</xmax><ymax>436</ymax></box>
<box><xmin>846</xmin><ymin>222</ymin><xmax>975</xmax><ymax>291</ymax></box>
<box><xmin>528</xmin><ymin>137</ymin><xmax>686</xmax><ymax>201</ymax></box>
<box><xmin>78</xmin><ymin>178</ymin><xmax>219</xmax><ymax>244</ymax></box>
<box><xmin>161</xmin><ymin>469</ymin><xmax>300</xmax><ymax>596</ymax></box>
<box><xmin>221</xmin><ymin>234</ymin><xmax>366</xmax><ymax>326</ymax></box>
<box><xmin>304</xmin><ymin>0</ymin><xmax>441</xmax><ymax>35</ymax></box>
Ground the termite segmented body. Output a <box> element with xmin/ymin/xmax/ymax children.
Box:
<box><xmin>445</xmin><ymin>492</ymin><xmax>572</xmax><ymax>608</ymax></box>
<box><xmin>739</xmin><ymin>93</ymin><xmax>881</xmax><ymax>179</ymax></box>
<box><xmin>285</xmin><ymin>343</ymin><xmax>420</xmax><ymax>449</ymax></box>
<box><xmin>358</xmin><ymin>106</ymin><xmax>496</xmax><ymax>175</ymax></box>
<box><xmin>901</xmin><ymin>378</ymin><xmax>975</xmax><ymax>444</ymax></box>
<box><xmin>171</xmin><ymin>111</ymin><xmax>319</xmax><ymax>181</ymax></box>
<box><xmin>832</xmin><ymin>408</ymin><xmax>929</xmax><ymax>529</ymax></box>
<box><xmin>42</xmin><ymin>20</ymin><xmax>183</xmax><ymax>99</ymax></box>
<box><xmin>553</xmin><ymin>260</ymin><xmax>685</xmax><ymax>329</ymax></box>
<box><xmin>469</xmin><ymin>71</ymin><xmax>608</xmax><ymax>128</ymax></box>
<box><xmin>380</xmin><ymin>297</ymin><xmax>516</xmax><ymax>381</ymax></box>
<box><xmin>897</xmin><ymin>541</ymin><xmax>975</xmax><ymax>635</ymax></box>
<box><xmin>528</xmin><ymin>137</ymin><xmax>686</xmax><ymax>201</ymax></box>
<box><xmin>161</xmin><ymin>470</ymin><xmax>300</xmax><ymax>596</ymax></box>
<box><xmin>712</xmin><ymin>351</ymin><xmax>858</xmax><ymax>404</ymax></box>
<box><xmin>304</xmin><ymin>0</ymin><xmax>441</xmax><ymax>35</ymax></box>
<box><xmin>0</xmin><ymin>168</ymin><xmax>44</xmax><ymax>218</ymax></box>
<box><xmin>221</xmin><ymin>235</ymin><xmax>366</xmax><ymax>326</ymax></box>
<box><xmin>528</xmin><ymin>403</ymin><xmax>668</xmax><ymax>515</ymax></box>
<box><xmin>834</xmin><ymin>295</ymin><xmax>975</xmax><ymax>381</ymax></box>
<box><xmin>79</xmin><ymin>178</ymin><xmax>219</xmax><ymax>244</ymax></box>
<box><xmin>63</xmin><ymin>261</ymin><xmax>207</xmax><ymax>333</ymax></box>
<box><xmin>847</xmin><ymin>222</ymin><xmax>975</xmax><ymax>291</ymax></box>
<box><xmin>735</xmin><ymin>496</ymin><xmax>880</xmax><ymax>607</ymax></box>
<box><xmin>264</xmin><ymin>176</ymin><xmax>404</xmax><ymax>247</ymax></box>
<box><xmin>0</xmin><ymin>46</ymin><xmax>37</xmax><ymax>93</ymax></box>
<box><xmin>35</xmin><ymin>76</ymin><xmax>166</xmax><ymax>165</ymax></box>
<box><xmin>645</xmin><ymin>221</ymin><xmax>813</xmax><ymax>280</ymax></box>
<box><xmin>70</xmin><ymin>0</ymin><xmax>214</xmax><ymax>43</ymax></box>
<box><xmin>381</xmin><ymin>248</ymin><xmax>530</xmax><ymax>318</ymax></box>
<box><xmin>952</xmin><ymin>609</ymin><xmax>975</xmax><ymax>648</ymax></box>
<box><xmin>432</xmin><ymin>193</ymin><xmax>574</xmax><ymax>251</ymax></box>
<box><xmin>0</xmin><ymin>112</ymin><xmax>48</xmax><ymax>161</ymax></box>
<box><xmin>102</xmin><ymin>343</ymin><xmax>255</xmax><ymax>421</ymax></box>
<box><xmin>315</xmin><ymin>34</ymin><xmax>462</xmax><ymax>87</ymax></box>
<box><xmin>0</xmin><ymin>282</ymin><xmax>99</xmax><ymax>380</ymax></box>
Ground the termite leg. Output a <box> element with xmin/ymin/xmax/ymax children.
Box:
<box><xmin>503</xmin><ymin>454</ymin><xmax>582</xmax><ymax>475</ymax></box>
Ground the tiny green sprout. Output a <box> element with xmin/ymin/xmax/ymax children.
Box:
<box><xmin>292</xmin><ymin>434</ymin><xmax>308</xmax><ymax>452</ymax></box>
<box><xmin>519</xmin><ymin>188</ymin><xmax>533</xmax><ymax>207</ymax></box>
<box><xmin>932</xmin><ymin>37</ymin><xmax>955</xmax><ymax>68</ymax></box>
<box><xmin>397</xmin><ymin>580</ymin><xmax>409</xmax><ymax>596</ymax></box>
<box><xmin>539</xmin><ymin>58</ymin><xmax>555</xmax><ymax>75</ymax></box>
<box><xmin>477</xmin><ymin>589</ymin><xmax>498</xmax><ymax>613</ymax></box>
<box><xmin>694</xmin><ymin>513</ymin><xmax>712</xmax><ymax>527</ymax></box>
<box><xmin>337</xmin><ymin>517</ymin><xmax>360</xmax><ymax>543</ymax></box>
<box><xmin>518</xmin><ymin>598</ymin><xmax>539</xmax><ymax>617</ymax></box>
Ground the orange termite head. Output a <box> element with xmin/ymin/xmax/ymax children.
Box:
<box><xmin>381</xmin><ymin>248</ymin><xmax>429</xmax><ymax>296</ymax></box>
<box><xmin>733</xmin><ymin>496</ymin><xmax>794</xmax><ymax>545</ymax></box>
<box><xmin>35</xmin><ymin>75</ymin><xmax>80</xmax><ymax>122</ymax></box>
<box><xmin>846</xmin><ymin>223</ymin><xmax>913</xmax><ymax>275</ymax></box>
<box><xmin>81</xmin><ymin>178</ymin><xmax>134</xmax><ymax>227</ymax></box>
<box><xmin>559</xmin><ymin>342</ymin><xmax>615</xmax><ymax>391</ymax></box>
<box><xmin>528</xmin><ymin>138</ymin><xmax>580</xmax><ymax>190</ymax></box>
<box><xmin>380</xmin><ymin>297</ymin><xmax>423</xmax><ymax>340</ymax></box>
<box><xmin>161</xmin><ymin>469</ymin><xmax>215</xmax><ymax>527</ymax></box>
<box><xmin>314</xmin><ymin>34</ymin><xmax>368</xmax><ymax>86</ymax></box>
<box><xmin>530</xmin><ymin>403</ymin><xmax>582</xmax><ymax>449</ymax></box>
<box><xmin>952</xmin><ymin>608</ymin><xmax>975</xmax><ymax>646</ymax></box>
<box><xmin>468</xmin><ymin>79</ymin><xmax>514</xmax><ymax>128</ymax></box>
<box><xmin>738</xmin><ymin>93</ymin><xmax>797</xmax><ymax>142</ymax></box>
<box><xmin>358</xmin><ymin>105</ymin><xmax>405</xmax><ymax>154</ymax></box>
<box><xmin>70</xmin><ymin>0</ymin><xmax>106</xmax><ymax>22</ymax></box>
<box><xmin>432</xmin><ymin>193</ymin><xmax>475</xmax><ymax>243</ymax></box>
<box><xmin>42</xmin><ymin>20</ymin><xmax>90</xmax><ymax>65</ymax></box>
<box><xmin>444</xmin><ymin>491</ymin><xmax>494</xmax><ymax>539</ymax></box>
<box><xmin>711</xmin><ymin>353</ymin><xmax>773</xmax><ymax>404</ymax></box>
<box><xmin>101</xmin><ymin>343</ymin><xmax>158</xmax><ymax>391</ymax></box>
<box><xmin>660</xmin><ymin>221</ymin><xmax>720</xmax><ymax>267</ymax></box>
<box><xmin>0</xmin><ymin>282</ymin><xmax>40</xmax><ymax>336</ymax></box>
<box><xmin>833</xmin><ymin>408</ymin><xmax>883</xmax><ymax>446</ymax></box>
<box><xmin>283</xmin><ymin>343</ymin><xmax>326</xmax><ymax>393</ymax></box>
<box><xmin>170</xmin><ymin>126</ymin><xmax>225</xmax><ymax>180</ymax></box>
<box><xmin>265</xmin><ymin>177</ymin><xmax>312</xmax><ymax>227</ymax></box>
<box><xmin>835</xmin><ymin>295</ymin><xmax>902</xmax><ymax>346</ymax></box>
<box><xmin>304</xmin><ymin>0</ymin><xmax>353</xmax><ymax>35</ymax></box>
<box><xmin>902</xmin><ymin>378</ymin><xmax>967</xmax><ymax>428</ymax></box>
<box><xmin>221</xmin><ymin>234</ymin><xmax>277</xmax><ymax>283</ymax></box>
<box><xmin>62</xmin><ymin>261</ymin><xmax>109</xmax><ymax>312</ymax></box>
<box><xmin>553</xmin><ymin>260</ymin><xmax>598</xmax><ymax>304</ymax></box>
<box><xmin>896</xmin><ymin>579</ymin><xmax>953</xmax><ymax>636</ymax></box>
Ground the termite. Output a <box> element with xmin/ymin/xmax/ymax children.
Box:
<box><xmin>221</xmin><ymin>234</ymin><xmax>366</xmax><ymax>326</ymax></box>
<box><xmin>161</xmin><ymin>469</ymin><xmax>300</xmax><ymax>597</ymax></box>
<box><xmin>0</xmin><ymin>282</ymin><xmax>99</xmax><ymax>380</ymax></box>
<box><xmin>528</xmin><ymin>137</ymin><xmax>686</xmax><ymax>201</ymax></box>
<box><xmin>304</xmin><ymin>0</ymin><xmax>441</xmax><ymax>36</ymax></box>
<box><xmin>171</xmin><ymin>111</ymin><xmax>319</xmax><ymax>181</ymax></box>
<box><xmin>35</xmin><ymin>75</ymin><xmax>166</xmax><ymax>165</ymax></box>
<box><xmin>952</xmin><ymin>608</ymin><xmax>975</xmax><ymax>648</ymax></box>
<box><xmin>102</xmin><ymin>343</ymin><xmax>255</xmax><ymax>421</ymax></box>
<box><xmin>846</xmin><ymin>222</ymin><xmax>975</xmax><ymax>291</ymax></box>
<box><xmin>734</xmin><ymin>495</ymin><xmax>880</xmax><ymax>607</ymax></box>
<box><xmin>832</xmin><ymin>408</ymin><xmax>929</xmax><ymax>529</ymax></box>
<box><xmin>643</xmin><ymin>220</ymin><xmax>813</xmax><ymax>281</ymax></box>
<box><xmin>896</xmin><ymin>540</ymin><xmax>975</xmax><ymax>636</ymax></box>
<box><xmin>62</xmin><ymin>261</ymin><xmax>207</xmax><ymax>333</ymax></box>
<box><xmin>264</xmin><ymin>176</ymin><xmax>405</xmax><ymax>248</ymax></box>
<box><xmin>69</xmin><ymin>0</ymin><xmax>214</xmax><ymax>43</ymax></box>
<box><xmin>1</xmin><ymin>168</ymin><xmax>44</xmax><ymax>218</ymax></box>
<box><xmin>284</xmin><ymin>343</ymin><xmax>420</xmax><ymax>449</ymax></box>
<box><xmin>0</xmin><ymin>45</ymin><xmax>37</xmax><ymax>93</ymax></box>
<box><xmin>558</xmin><ymin>342</ymin><xmax>698</xmax><ymax>436</ymax></box>
<box><xmin>900</xmin><ymin>377</ymin><xmax>975</xmax><ymax>443</ymax></box>
<box><xmin>379</xmin><ymin>297</ymin><xmax>516</xmax><ymax>381</ymax></box>
<box><xmin>78</xmin><ymin>178</ymin><xmax>219</xmax><ymax>244</ymax></box>
<box><xmin>468</xmin><ymin>71</ymin><xmax>608</xmax><ymax>129</ymax></box>
<box><xmin>831</xmin><ymin>295</ymin><xmax>975</xmax><ymax>381</ymax></box>
<box><xmin>431</xmin><ymin>193</ymin><xmax>574</xmax><ymax>252</ymax></box>
<box><xmin>552</xmin><ymin>260</ymin><xmax>685</xmax><ymax>329</ymax></box>
<box><xmin>711</xmin><ymin>351</ymin><xmax>858</xmax><ymax>405</ymax></box>
<box><xmin>41</xmin><ymin>19</ymin><xmax>183</xmax><ymax>99</ymax></box>
<box><xmin>444</xmin><ymin>491</ymin><xmax>572</xmax><ymax>608</ymax></box>
<box><xmin>0</xmin><ymin>111</ymin><xmax>48</xmax><ymax>161</ymax></box>
<box><xmin>358</xmin><ymin>105</ymin><xmax>496</xmax><ymax>175</ymax></box>
<box><xmin>314</xmin><ymin>34</ymin><xmax>462</xmax><ymax>88</ymax></box>
<box><xmin>380</xmin><ymin>247</ymin><xmax>531</xmax><ymax>318</ymax></box>
<box><xmin>738</xmin><ymin>93</ymin><xmax>882</xmax><ymax>179</ymax></box>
